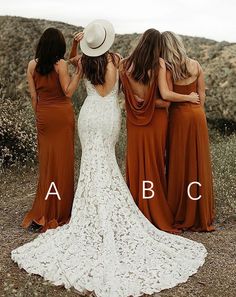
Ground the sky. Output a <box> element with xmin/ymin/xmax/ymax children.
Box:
<box><xmin>1</xmin><ymin>0</ymin><xmax>236</xmax><ymax>42</ymax></box>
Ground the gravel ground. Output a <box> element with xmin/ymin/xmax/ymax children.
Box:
<box><xmin>0</xmin><ymin>168</ymin><xmax>235</xmax><ymax>297</ymax></box>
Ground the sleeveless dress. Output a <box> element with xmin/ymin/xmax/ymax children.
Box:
<box><xmin>119</xmin><ymin>70</ymin><xmax>177</xmax><ymax>233</ymax></box>
<box><xmin>21</xmin><ymin>68</ymin><xmax>75</xmax><ymax>232</ymax></box>
<box><xmin>167</xmin><ymin>79</ymin><xmax>215</xmax><ymax>232</ymax></box>
<box><xmin>12</xmin><ymin>75</ymin><xmax>207</xmax><ymax>297</ymax></box>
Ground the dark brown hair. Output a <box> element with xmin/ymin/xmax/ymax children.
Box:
<box><xmin>35</xmin><ymin>28</ymin><xmax>66</xmax><ymax>75</ymax></box>
<box><xmin>124</xmin><ymin>29</ymin><xmax>162</xmax><ymax>84</ymax></box>
<box><xmin>81</xmin><ymin>52</ymin><xmax>117</xmax><ymax>85</ymax></box>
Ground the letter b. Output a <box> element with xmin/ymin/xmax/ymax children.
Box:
<box><xmin>143</xmin><ymin>181</ymin><xmax>154</xmax><ymax>199</ymax></box>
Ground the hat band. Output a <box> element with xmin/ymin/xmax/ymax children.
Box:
<box><xmin>90</xmin><ymin>28</ymin><xmax>107</xmax><ymax>49</ymax></box>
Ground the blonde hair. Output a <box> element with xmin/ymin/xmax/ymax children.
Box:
<box><xmin>161</xmin><ymin>31</ymin><xmax>191</xmax><ymax>81</ymax></box>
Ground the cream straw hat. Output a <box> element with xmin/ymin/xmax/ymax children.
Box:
<box><xmin>80</xmin><ymin>19</ymin><xmax>115</xmax><ymax>57</ymax></box>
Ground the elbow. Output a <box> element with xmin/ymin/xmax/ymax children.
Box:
<box><xmin>161</xmin><ymin>91</ymin><xmax>171</xmax><ymax>100</ymax></box>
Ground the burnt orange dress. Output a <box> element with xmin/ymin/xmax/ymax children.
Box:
<box><xmin>120</xmin><ymin>71</ymin><xmax>177</xmax><ymax>233</ymax></box>
<box><xmin>167</xmin><ymin>79</ymin><xmax>215</xmax><ymax>232</ymax></box>
<box><xmin>22</xmin><ymin>67</ymin><xmax>75</xmax><ymax>232</ymax></box>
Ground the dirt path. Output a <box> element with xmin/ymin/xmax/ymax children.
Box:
<box><xmin>0</xmin><ymin>168</ymin><xmax>235</xmax><ymax>297</ymax></box>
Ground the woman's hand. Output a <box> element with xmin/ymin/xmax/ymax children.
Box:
<box><xmin>73</xmin><ymin>32</ymin><xmax>84</xmax><ymax>43</ymax></box>
<box><xmin>188</xmin><ymin>92</ymin><xmax>200</xmax><ymax>104</ymax></box>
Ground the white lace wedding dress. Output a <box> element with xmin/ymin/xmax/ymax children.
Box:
<box><xmin>12</xmin><ymin>75</ymin><xmax>207</xmax><ymax>297</ymax></box>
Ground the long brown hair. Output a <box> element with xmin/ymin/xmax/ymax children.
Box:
<box><xmin>81</xmin><ymin>52</ymin><xmax>117</xmax><ymax>85</ymax></box>
<box><xmin>161</xmin><ymin>31</ymin><xmax>191</xmax><ymax>81</ymax></box>
<box><xmin>35</xmin><ymin>28</ymin><xmax>66</xmax><ymax>75</ymax></box>
<box><xmin>124</xmin><ymin>29</ymin><xmax>162</xmax><ymax>84</ymax></box>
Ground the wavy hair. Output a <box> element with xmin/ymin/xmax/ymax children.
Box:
<box><xmin>124</xmin><ymin>29</ymin><xmax>162</xmax><ymax>85</ymax></box>
<box><xmin>81</xmin><ymin>52</ymin><xmax>117</xmax><ymax>85</ymax></box>
<box><xmin>35</xmin><ymin>28</ymin><xmax>66</xmax><ymax>75</ymax></box>
<box><xmin>161</xmin><ymin>31</ymin><xmax>191</xmax><ymax>81</ymax></box>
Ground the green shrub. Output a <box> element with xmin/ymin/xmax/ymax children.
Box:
<box><xmin>0</xmin><ymin>97</ymin><xmax>37</xmax><ymax>168</ymax></box>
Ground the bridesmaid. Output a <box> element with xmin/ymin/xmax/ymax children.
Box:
<box><xmin>22</xmin><ymin>28</ymin><xmax>82</xmax><ymax>232</ymax></box>
<box><xmin>119</xmin><ymin>29</ymin><xmax>199</xmax><ymax>233</ymax></box>
<box><xmin>160</xmin><ymin>31</ymin><xmax>215</xmax><ymax>232</ymax></box>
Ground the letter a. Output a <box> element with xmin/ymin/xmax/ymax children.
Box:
<box><xmin>45</xmin><ymin>182</ymin><xmax>61</xmax><ymax>200</ymax></box>
<box><xmin>143</xmin><ymin>181</ymin><xmax>154</xmax><ymax>199</ymax></box>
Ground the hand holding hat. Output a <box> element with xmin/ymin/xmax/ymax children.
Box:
<box><xmin>73</xmin><ymin>32</ymin><xmax>84</xmax><ymax>43</ymax></box>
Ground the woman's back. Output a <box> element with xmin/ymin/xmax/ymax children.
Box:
<box><xmin>174</xmin><ymin>59</ymin><xmax>199</xmax><ymax>86</ymax></box>
<box><xmin>31</xmin><ymin>61</ymin><xmax>68</xmax><ymax>103</ymax></box>
<box><xmin>172</xmin><ymin>59</ymin><xmax>200</xmax><ymax>94</ymax></box>
<box><xmin>79</xmin><ymin>53</ymin><xmax>121</xmax><ymax>147</ymax></box>
<box><xmin>173</xmin><ymin>80</ymin><xmax>197</xmax><ymax>95</ymax></box>
<box><xmin>83</xmin><ymin>54</ymin><xmax>120</xmax><ymax>98</ymax></box>
<box><xmin>121</xmin><ymin>60</ymin><xmax>161</xmax><ymax>99</ymax></box>
<box><xmin>168</xmin><ymin>59</ymin><xmax>201</xmax><ymax>105</ymax></box>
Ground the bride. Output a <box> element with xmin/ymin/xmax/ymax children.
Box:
<box><xmin>11</xmin><ymin>20</ymin><xmax>207</xmax><ymax>297</ymax></box>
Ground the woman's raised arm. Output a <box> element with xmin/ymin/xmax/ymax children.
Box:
<box><xmin>69</xmin><ymin>32</ymin><xmax>84</xmax><ymax>66</ymax></box>
<box><xmin>58</xmin><ymin>59</ymin><xmax>82</xmax><ymax>98</ymax></box>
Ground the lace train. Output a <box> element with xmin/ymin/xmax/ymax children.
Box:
<box><xmin>11</xmin><ymin>78</ymin><xmax>207</xmax><ymax>297</ymax></box>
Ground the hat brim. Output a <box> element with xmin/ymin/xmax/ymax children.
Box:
<box><xmin>80</xmin><ymin>19</ymin><xmax>115</xmax><ymax>57</ymax></box>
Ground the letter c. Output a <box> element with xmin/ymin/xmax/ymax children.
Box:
<box><xmin>187</xmin><ymin>181</ymin><xmax>202</xmax><ymax>201</ymax></box>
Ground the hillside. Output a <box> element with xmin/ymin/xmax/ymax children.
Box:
<box><xmin>0</xmin><ymin>15</ymin><xmax>236</xmax><ymax>168</ymax></box>
<box><xmin>0</xmin><ymin>15</ymin><xmax>236</xmax><ymax>124</ymax></box>
<box><xmin>0</xmin><ymin>16</ymin><xmax>235</xmax><ymax>297</ymax></box>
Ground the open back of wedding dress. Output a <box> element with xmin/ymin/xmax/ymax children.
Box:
<box><xmin>11</xmin><ymin>74</ymin><xmax>207</xmax><ymax>297</ymax></box>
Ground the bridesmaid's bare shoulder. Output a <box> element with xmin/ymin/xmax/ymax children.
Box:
<box><xmin>28</xmin><ymin>59</ymin><xmax>37</xmax><ymax>74</ymax></box>
<box><xmin>55</xmin><ymin>59</ymin><xmax>68</xmax><ymax>73</ymax></box>
<box><xmin>188</xmin><ymin>58</ymin><xmax>202</xmax><ymax>76</ymax></box>
<box><xmin>56</xmin><ymin>59</ymin><xmax>67</xmax><ymax>66</ymax></box>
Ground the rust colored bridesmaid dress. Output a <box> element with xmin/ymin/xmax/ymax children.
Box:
<box><xmin>167</xmin><ymin>80</ymin><xmax>215</xmax><ymax>232</ymax></box>
<box><xmin>22</xmin><ymin>67</ymin><xmax>75</xmax><ymax>232</ymax></box>
<box><xmin>119</xmin><ymin>71</ymin><xmax>177</xmax><ymax>233</ymax></box>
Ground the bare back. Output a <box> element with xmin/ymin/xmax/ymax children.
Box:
<box><xmin>85</xmin><ymin>54</ymin><xmax>120</xmax><ymax>98</ymax></box>
<box><xmin>122</xmin><ymin>62</ymin><xmax>156</xmax><ymax>98</ymax></box>
<box><xmin>174</xmin><ymin>59</ymin><xmax>200</xmax><ymax>86</ymax></box>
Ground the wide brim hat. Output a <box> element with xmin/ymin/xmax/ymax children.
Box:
<box><xmin>80</xmin><ymin>19</ymin><xmax>115</xmax><ymax>57</ymax></box>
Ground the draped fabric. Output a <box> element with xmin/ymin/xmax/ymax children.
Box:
<box><xmin>119</xmin><ymin>70</ymin><xmax>156</xmax><ymax>126</ymax></box>
<box><xmin>119</xmin><ymin>69</ymin><xmax>177</xmax><ymax>233</ymax></box>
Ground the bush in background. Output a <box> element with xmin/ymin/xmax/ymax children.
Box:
<box><xmin>0</xmin><ymin>97</ymin><xmax>37</xmax><ymax>169</ymax></box>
